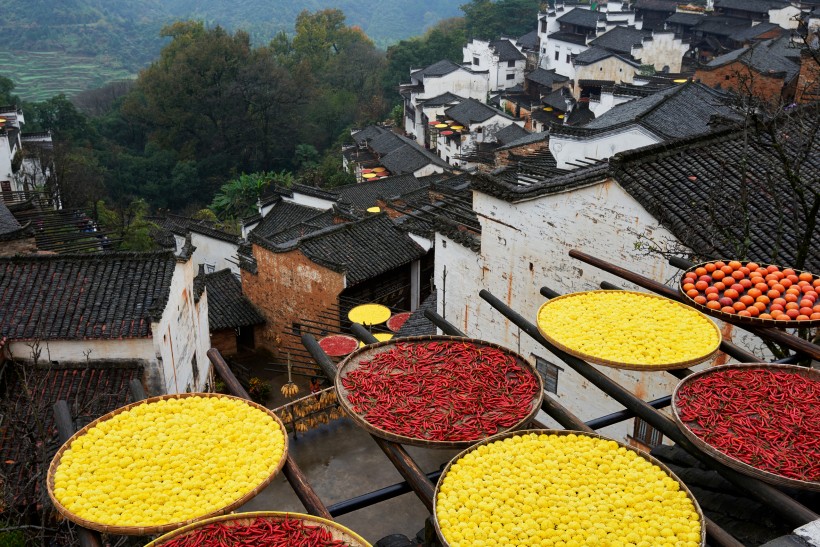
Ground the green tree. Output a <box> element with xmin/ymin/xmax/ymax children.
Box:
<box><xmin>210</xmin><ymin>171</ymin><xmax>294</xmax><ymax>219</ymax></box>
<box><xmin>0</xmin><ymin>76</ymin><xmax>19</xmax><ymax>105</ymax></box>
<box><xmin>461</xmin><ymin>0</ymin><xmax>540</xmax><ymax>40</ymax></box>
<box><xmin>96</xmin><ymin>198</ymin><xmax>159</xmax><ymax>251</ymax></box>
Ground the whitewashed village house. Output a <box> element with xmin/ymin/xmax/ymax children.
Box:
<box><xmin>463</xmin><ymin>38</ymin><xmax>527</xmax><ymax>92</ymax></box>
<box><xmin>431</xmin><ymin>106</ymin><xmax>819</xmax><ymax>446</ymax></box>
<box><xmin>0</xmin><ymin>105</ymin><xmax>53</xmax><ymax>198</ymax></box>
<box><xmin>549</xmin><ymin>81</ymin><xmax>740</xmax><ymax>168</ymax></box>
<box><xmin>400</xmin><ymin>60</ymin><xmax>490</xmax><ymax>146</ymax></box>
<box><xmin>0</xmin><ymin>249</ymin><xmax>211</xmax><ymax>396</ymax></box>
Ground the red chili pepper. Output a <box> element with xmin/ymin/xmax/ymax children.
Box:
<box><xmin>159</xmin><ymin>516</ymin><xmax>351</xmax><ymax>546</ymax></box>
<box><xmin>677</xmin><ymin>368</ymin><xmax>820</xmax><ymax>482</ymax></box>
<box><xmin>342</xmin><ymin>341</ymin><xmax>540</xmax><ymax>442</ymax></box>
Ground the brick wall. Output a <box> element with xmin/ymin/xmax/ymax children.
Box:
<box><xmin>696</xmin><ymin>61</ymin><xmax>792</xmax><ymax>104</ymax></box>
<box><xmin>491</xmin><ymin>140</ymin><xmax>551</xmax><ymax>170</ymax></box>
<box><xmin>242</xmin><ymin>244</ymin><xmax>344</xmax><ymax>356</ymax></box>
<box><xmin>0</xmin><ymin>237</ymin><xmax>37</xmax><ymax>256</ymax></box>
<box><xmin>211</xmin><ymin>329</ymin><xmax>237</xmax><ymax>356</ymax></box>
<box><xmin>795</xmin><ymin>52</ymin><xmax>820</xmax><ymax>104</ymax></box>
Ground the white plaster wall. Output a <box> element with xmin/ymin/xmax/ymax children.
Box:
<box><xmin>550</xmin><ymin>125</ymin><xmax>661</xmax><ymax>169</ymax></box>
<box><xmin>589</xmin><ymin>92</ymin><xmax>635</xmax><ymax>117</ymax></box>
<box><xmin>412</xmin><ymin>164</ymin><xmax>447</xmax><ymax>177</ymax></box>
<box><xmin>633</xmin><ymin>32</ymin><xmax>688</xmax><ymax>73</ymax></box>
<box><xmin>436</xmin><ymin>181</ymin><xmax>697</xmax><ymax>441</ymax></box>
<box><xmin>435</xmin><ymin>235</ymin><xmax>484</xmax><ymax>335</ymax></box>
<box><xmin>769</xmin><ymin>6</ymin><xmax>801</xmax><ymax>29</ymax></box>
<box><xmin>7</xmin><ymin>338</ymin><xmax>161</xmax><ymax>394</ymax></box>
<box><xmin>547</xmin><ymin>39</ymin><xmax>584</xmax><ymax>79</ymax></box>
<box><xmin>421</xmin><ymin>71</ymin><xmax>489</xmax><ymax>104</ymax></box>
<box><xmin>0</xmin><ymin>135</ymin><xmax>14</xmax><ymax>190</ymax></box>
<box><xmin>153</xmin><ymin>259</ymin><xmax>210</xmax><ymax>395</ymax></box>
<box><xmin>464</xmin><ymin>40</ymin><xmax>527</xmax><ymax>92</ymax></box>
<box><xmin>409</xmin><ymin>233</ymin><xmax>433</xmax><ymax>252</ymax></box>
<box><xmin>283</xmin><ymin>193</ymin><xmax>336</xmax><ymax>211</ymax></box>
<box><xmin>574</xmin><ymin>57</ymin><xmax>638</xmax><ymax>98</ymax></box>
<box><xmin>8</xmin><ymin>338</ymin><xmax>155</xmax><ymax>364</ymax></box>
<box><xmin>191</xmin><ymin>232</ymin><xmax>239</xmax><ymax>276</ymax></box>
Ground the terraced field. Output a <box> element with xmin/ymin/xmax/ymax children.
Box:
<box><xmin>0</xmin><ymin>51</ymin><xmax>135</xmax><ymax>101</ymax></box>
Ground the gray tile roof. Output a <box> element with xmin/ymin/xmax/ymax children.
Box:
<box><xmin>706</xmin><ymin>38</ymin><xmax>800</xmax><ymax>82</ymax></box>
<box><xmin>352</xmin><ymin>125</ymin><xmax>389</xmax><ymax>145</ymax></box>
<box><xmin>497</xmin><ymin>131</ymin><xmax>550</xmax><ymax>151</ymax></box>
<box><xmin>634</xmin><ymin>0</ymin><xmax>678</xmax><ymax>11</ymax></box>
<box><xmin>729</xmin><ymin>21</ymin><xmax>781</xmax><ymax>42</ymax></box>
<box><xmin>420</xmin><ymin>92</ymin><xmax>464</xmax><ymax>108</ymax></box>
<box><xmin>253</xmin><ymin>201</ymin><xmax>327</xmax><ymax>240</ymax></box>
<box><xmin>612</xmin><ymin>108</ymin><xmax>820</xmax><ymax>271</ymax></box>
<box><xmin>517</xmin><ymin>30</ymin><xmax>540</xmax><ymax>51</ymax></box>
<box><xmin>336</xmin><ymin>174</ymin><xmax>430</xmax><ymax>211</ymax></box>
<box><xmin>0</xmin><ymin>199</ymin><xmax>22</xmax><ymax>237</ymax></box>
<box><xmin>0</xmin><ymin>252</ymin><xmax>176</xmax><ymax>340</ymax></box>
<box><xmin>252</xmin><ymin>215</ymin><xmax>427</xmax><ymax>286</ymax></box>
<box><xmin>694</xmin><ymin>17</ymin><xmax>750</xmax><ymax>37</ymax></box>
<box><xmin>381</xmin><ymin>144</ymin><xmax>449</xmax><ymax>175</ymax></box>
<box><xmin>590</xmin><ymin>26</ymin><xmax>651</xmax><ymax>55</ymax></box>
<box><xmin>526</xmin><ymin>68</ymin><xmax>570</xmax><ymax>88</ymax></box>
<box><xmin>548</xmin><ymin>31</ymin><xmax>589</xmax><ymax>46</ymax></box>
<box><xmin>666</xmin><ymin>12</ymin><xmax>705</xmax><ymax>26</ymax></box>
<box><xmin>715</xmin><ymin>0</ymin><xmax>788</xmax><ymax>13</ymax></box>
<box><xmin>479</xmin><ymin>105</ymin><xmax>820</xmax><ymax>272</ymax></box>
<box><xmin>557</xmin><ymin>8</ymin><xmax>605</xmax><ymax>29</ymax></box>
<box><xmin>203</xmin><ymin>269</ymin><xmax>265</xmax><ymax>330</ymax></box>
<box><xmin>494</xmin><ymin>123</ymin><xmax>530</xmax><ymax>145</ymax></box>
<box><xmin>574</xmin><ymin>46</ymin><xmax>639</xmax><ymax>66</ymax></box>
<box><xmin>445</xmin><ymin>98</ymin><xmax>514</xmax><ymax>126</ymax></box>
<box><xmin>411</xmin><ymin>59</ymin><xmax>464</xmax><ymax>79</ymax></box>
<box><xmin>369</xmin><ymin>131</ymin><xmax>408</xmax><ymax>155</ymax></box>
<box><xmin>580</xmin><ymin>82</ymin><xmax>741</xmax><ymax>139</ymax></box>
<box><xmin>489</xmin><ymin>39</ymin><xmax>526</xmax><ymax>62</ymax></box>
<box><xmin>395</xmin><ymin>293</ymin><xmax>437</xmax><ymax>337</ymax></box>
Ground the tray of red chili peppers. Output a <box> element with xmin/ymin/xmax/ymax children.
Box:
<box><xmin>673</xmin><ymin>363</ymin><xmax>820</xmax><ymax>490</ymax></box>
<box><xmin>144</xmin><ymin>511</ymin><xmax>371</xmax><ymax>547</ymax></box>
<box><xmin>336</xmin><ymin>336</ymin><xmax>544</xmax><ymax>448</ymax></box>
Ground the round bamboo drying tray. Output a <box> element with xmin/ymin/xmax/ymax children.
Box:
<box><xmin>672</xmin><ymin>363</ymin><xmax>820</xmax><ymax>491</ymax></box>
<box><xmin>46</xmin><ymin>393</ymin><xmax>288</xmax><ymax>536</ymax></box>
<box><xmin>335</xmin><ymin>335</ymin><xmax>544</xmax><ymax>449</ymax></box>
<box><xmin>536</xmin><ymin>290</ymin><xmax>722</xmax><ymax>371</ymax></box>
<box><xmin>678</xmin><ymin>260</ymin><xmax>820</xmax><ymax>328</ymax></box>
<box><xmin>433</xmin><ymin>429</ymin><xmax>706</xmax><ymax>547</ymax></box>
<box><xmin>144</xmin><ymin>511</ymin><xmax>371</xmax><ymax>546</ymax></box>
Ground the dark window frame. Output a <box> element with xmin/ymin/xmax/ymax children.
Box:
<box><xmin>633</xmin><ymin>417</ymin><xmax>664</xmax><ymax>448</ymax></box>
<box><xmin>532</xmin><ymin>354</ymin><xmax>561</xmax><ymax>394</ymax></box>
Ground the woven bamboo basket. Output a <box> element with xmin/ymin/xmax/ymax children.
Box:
<box><xmin>672</xmin><ymin>363</ymin><xmax>820</xmax><ymax>491</ymax></box>
<box><xmin>432</xmin><ymin>429</ymin><xmax>706</xmax><ymax>547</ymax></box>
<box><xmin>335</xmin><ymin>335</ymin><xmax>544</xmax><ymax>449</ymax></box>
<box><xmin>144</xmin><ymin>511</ymin><xmax>371</xmax><ymax>546</ymax></box>
<box><xmin>536</xmin><ymin>290</ymin><xmax>722</xmax><ymax>371</ymax></box>
<box><xmin>46</xmin><ymin>393</ymin><xmax>289</xmax><ymax>535</ymax></box>
<box><xmin>679</xmin><ymin>260</ymin><xmax>820</xmax><ymax>328</ymax></box>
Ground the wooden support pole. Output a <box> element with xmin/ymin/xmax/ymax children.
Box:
<box><xmin>480</xmin><ymin>289</ymin><xmax>819</xmax><ymax>526</ymax></box>
<box><xmin>206</xmin><ymin>348</ymin><xmax>332</xmax><ymax>520</ymax></box>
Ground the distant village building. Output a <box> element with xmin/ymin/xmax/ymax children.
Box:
<box><xmin>240</xmin><ymin>207</ymin><xmax>431</xmax><ymax>357</ymax></box>
<box><xmin>695</xmin><ymin>36</ymin><xmax>801</xmax><ymax>102</ymax></box>
<box><xmin>0</xmin><ymin>250</ymin><xmax>211</xmax><ymax>396</ymax></box>
<box><xmin>0</xmin><ymin>105</ymin><xmax>53</xmax><ymax>199</ymax></box>
<box><xmin>400</xmin><ymin>60</ymin><xmax>489</xmax><ymax>145</ymax></box>
<box><xmin>549</xmin><ymin>82</ymin><xmax>740</xmax><ymax>168</ymax></box>
<box><xmin>433</xmin><ymin>99</ymin><xmax>525</xmax><ymax>169</ymax></box>
<box><xmin>151</xmin><ymin>214</ymin><xmax>243</xmax><ymax>276</ymax></box>
<box><xmin>463</xmin><ymin>38</ymin><xmax>527</xmax><ymax>92</ymax></box>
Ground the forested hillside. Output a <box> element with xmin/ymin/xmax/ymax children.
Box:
<box><xmin>1</xmin><ymin>0</ymin><xmax>541</xmax><ymax>249</ymax></box>
<box><xmin>0</xmin><ymin>0</ymin><xmax>462</xmax><ymax>100</ymax></box>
